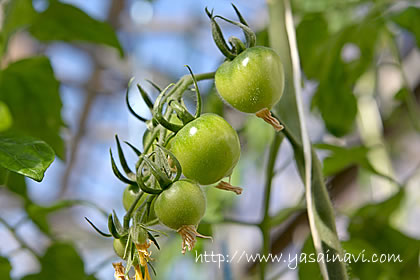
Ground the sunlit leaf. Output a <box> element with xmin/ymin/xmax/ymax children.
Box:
<box><xmin>0</xmin><ymin>56</ymin><xmax>65</xmax><ymax>158</ymax></box>
<box><xmin>0</xmin><ymin>133</ymin><xmax>55</xmax><ymax>182</ymax></box>
<box><xmin>29</xmin><ymin>1</ymin><xmax>124</xmax><ymax>56</ymax></box>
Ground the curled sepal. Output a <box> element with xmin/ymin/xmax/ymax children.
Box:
<box><xmin>255</xmin><ymin>108</ymin><xmax>284</xmax><ymax>132</ymax></box>
<box><xmin>137</xmin><ymin>83</ymin><xmax>154</xmax><ymax>110</ymax></box>
<box><xmin>228</xmin><ymin>36</ymin><xmax>246</xmax><ymax>55</ymax></box>
<box><xmin>177</xmin><ymin>225</ymin><xmax>212</xmax><ymax>254</ymax></box>
<box><xmin>185</xmin><ymin>65</ymin><xmax>202</xmax><ymax>118</ymax></box>
<box><xmin>147</xmin><ymin>232</ymin><xmax>160</xmax><ymax>250</ymax></box>
<box><xmin>126</xmin><ymin>78</ymin><xmax>148</xmax><ymax>123</ymax></box>
<box><xmin>231</xmin><ymin>4</ymin><xmax>249</xmax><ymax>27</ymax></box>
<box><xmin>215</xmin><ymin>181</ymin><xmax>243</xmax><ymax>195</ymax></box>
<box><xmin>115</xmin><ymin>135</ymin><xmax>135</xmax><ymax>180</ymax></box>
<box><xmin>110</xmin><ymin>149</ymin><xmax>137</xmax><ymax>185</ymax></box>
<box><xmin>205</xmin><ymin>7</ymin><xmax>236</xmax><ymax>60</ymax></box>
<box><xmin>152</xmin><ymin>83</ymin><xmax>184</xmax><ymax>133</ymax></box>
<box><xmin>108</xmin><ymin>214</ymin><xmax>122</xmax><ymax>239</ymax></box>
<box><xmin>169</xmin><ymin>100</ymin><xmax>195</xmax><ymax>124</ymax></box>
<box><xmin>141</xmin><ymin>155</ymin><xmax>172</xmax><ymax>189</ymax></box>
<box><xmin>214</xmin><ymin>15</ymin><xmax>256</xmax><ymax>49</ymax></box>
<box><xmin>136</xmin><ymin>159</ymin><xmax>163</xmax><ymax>195</ymax></box>
<box><xmin>155</xmin><ymin>144</ymin><xmax>182</xmax><ymax>183</ymax></box>
<box><xmin>84</xmin><ymin>217</ymin><xmax>112</xmax><ymax>237</ymax></box>
<box><xmin>146</xmin><ymin>79</ymin><xmax>162</xmax><ymax>93</ymax></box>
<box><xmin>124</xmin><ymin>141</ymin><xmax>142</xmax><ymax>157</ymax></box>
<box><xmin>112</xmin><ymin>262</ymin><xmax>128</xmax><ymax>280</ymax></box>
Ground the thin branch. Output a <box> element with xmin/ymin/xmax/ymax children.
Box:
<box><xmin>0</xmin><ymin>217</ymin><xmax>41</xmax><ymax>260</ymax></box>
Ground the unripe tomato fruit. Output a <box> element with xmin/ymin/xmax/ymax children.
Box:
<box><xmin>215</xmin><ymin>46</ymin><xmax>284</xmax><ymax>113</ymax></box>
<box><xmin>123</xmin><ymin>186</ymin><xmax>156</xmax><ymax>220</ymax></box>
<box><xmin>113</xmin><ymin>238</ymin><xmax>139</xmax><ymax>265</ymax></box>
<box><xmin>154</xmin><ymin>180</ymin><xmax>206</xmax><ymax>230</ymax></box>
<box><xmin>113</xmin><ymin>238</ymin><xmax>127</xmax><ymax>258</ymax></box>
<box><xmin>168</xmin><ymin>113</ymin><xmax>240</xmax><ymax>185</ymax></box>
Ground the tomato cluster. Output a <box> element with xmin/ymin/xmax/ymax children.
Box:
<box><xmin>86</xmin><ymin>4</ymin><xmax>285</xmax><ymax>278</ymax></box>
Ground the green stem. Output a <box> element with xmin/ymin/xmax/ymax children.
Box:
<box><xmin>259</xmin><ymin>134</ymin><xmax>283</xmax><ymax>280</ymax></box>
<box><xmin>0</xmin><ymin>216</ymin><xmax>41</xmax><ymax>260</ymax></box>
<box><xmin>123</xmin><ymin>191</ymin><xmax>144</xmax><ymax>229</ymax></box>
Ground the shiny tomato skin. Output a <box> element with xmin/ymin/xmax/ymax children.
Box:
<box><xmin>215</xmin><ymin>46</ymin><xmax>284</xmax><ymax>113</ymax></box>
<box><xmin>168</xmin><ymin>113</ymin><xmax>240</xmax><ymax>185</ymax></box>
<box><xmin>154</xmin><ymin>179</ymin><xmax>206</xmax><ymax>230</ymax></box>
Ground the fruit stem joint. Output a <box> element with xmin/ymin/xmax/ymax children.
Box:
<box><xmin>256</xmin><ymin>108</ymin><xmax>284</xmax><ymax>132</ymax></box>
<box><xmin>177</xmin><ymin>225</ymin><xmax>212</xmax><ymax>254</ymax></box>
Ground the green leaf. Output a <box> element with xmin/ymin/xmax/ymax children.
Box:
<box><xmin>0</xmin><ymin>256</ymin><xmax>12</xmax><ymax>280</ymax></box>
<box><xmin>0</xmin><ymin>133</ymin><xmax>55</xmax><ymax>182</ymax></box>
<box><xmin>391</xmin><ymin>7</ymin><xmax>420</xmax><ymax>48</ymax></box>
<box><xmin>297</xmin><ymin>14</ymin><xmax>382</xmax><ymax>136</ymax></box>
<box><xmin>29</xmin><ymin>1</ymin><xmax>123</xmax><ymax>56</ymax></box>
<box><xmin>0</xmin><ymin>102</ymin><xmax>13</xmax><ymax>132</ymax></box>
<box><xmin>0</xmin><ymin>0</ymin><xmax>36</xmax><ymax>55</ymax></box>
<box><xmin>346</xmin><ymin>189</ymin><xmax>420</xmax><ymax>280</ymax></box>
<box><xmin>315</xmin><ymin>143</ymin><xmax>369</xmax><ymax>176</ymax></box>
<box><xmin>21</xmin><ymin>243</ymin><xmax>97</xmax><ymax>280</ymax></box>
<box><xmin>0</xmin><ymin>56</ymin><xmax>65</xmax><ymax>158</ymax></box>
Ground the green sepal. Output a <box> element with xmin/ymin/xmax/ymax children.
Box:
<box><xmin>137</xmin><ymin>83</ymin><xmax>154</xmax><ymax>110</ymax></box>
<box><xmin>205</xmin><ymin>7</ymin><xmax>236</xmax><ymax>60</ymax></box>
<box><xmin>126</xmin><ymin>78</ymin><xmax>148</xmax><ymax>122</ymax></box>
<box><xmin>84</xmin><ymin>217</ymin><xmax>112</xmax><ymax>237</ymax></box>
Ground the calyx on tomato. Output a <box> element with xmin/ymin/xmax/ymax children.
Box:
<box><xmin>207</xmin><ymin>5</ymin><xmax>284</xmax><ymax>131</ymax></box>
<box><xmin>154</xmin><ymin>179</ymin><xmax>211</xmax><ymax>253</ymax></box>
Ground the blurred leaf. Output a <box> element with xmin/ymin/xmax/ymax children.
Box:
<box><xmin>391</xmin><ymin>7</ymin><xmax>420</xmax><ymax>48</ymax></box>
<box><xmin>296</xmin><ymin>13</ymin><xmax>329</xmax><ymax>79</ymax></box>
<box><xmin>0</xmin><ymin>256</ymin><xmax>12</xmax><ymax>280</ymax></box>
<box><xmin>297</xmin><ymin>14</ymin><xmax>383</xmax><ymax>136</ymax></box>
<box><xmin>29</xmin><ymin>1</ymin><xmax>124</xmax><ymax>56</ymax></box>
<box><xmin>347</xmin><ymin>189</ymin><xmax>420</xmax><ymax>280</ymax></box>
<box><xmin>315</xmin><ymin>143</ymin><xmax>369</xmax><ymax>176</ymax></box>
<box><xmin>0</xmin><ymin>0</ymin><xmax>36</xmax><ymax>54</ymax></box>
<box><xmin>393</xmin><ymin>87</ymin><xmax>409</xmax><ymax>101</ymax></box>
<box><xmin>0</xmin><ymin>102</ymin><xmax>13</xmax><ymax>132</ymax></box>
<box><xmin>0</xmin><ymin>56</ymin><xmax>65</xmax><ymax>158</ymax></box>
<box><xmin>0</xmin><ymin>133</ymin><xmax>54</xmax><ymax>182</ymax></box>
<box><xmin>350</xmin><ymin>189</ymin><xmax>404</xmax><ymax>229</ymax></box>
<box><xmin>21</xmin><ymin>242</ymin><xmax>96</xmax><ymax>280</ymax></box>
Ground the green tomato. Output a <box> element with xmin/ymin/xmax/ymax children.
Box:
<box><xmin>113</xmin><ymin>238</ymin><xmax>139</xmax><ymax>265</ymax></box>
<box><xmin>168</xmin><ymin>113</ymin><xmax>240</xmax><ymax>185</ymax></box>
<box><xmin>154</xmin><ymin>179</ymin><xmax>206</xmax><ymax>230</ymax></box>
<box><xmin>122</xmin><ymin>186</ymin><xmax>156</xmax><ymax>220</ymax></box>
<box><xmin>215</xmin><ymin>46</ymin><xmax>284</xmax><ymax>113</ymax></box>
<box><xmin>113</xmin><ymin>238</ymin><xmax>127</xmax><ymax>259</ymax></box>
